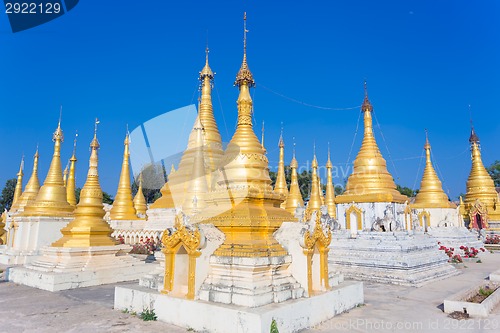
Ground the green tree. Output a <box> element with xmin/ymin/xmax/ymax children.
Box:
<box><xmin>0</xmin><ymin>178</ymin><xmax>17</xmax><ymax>212</ymax></box>
<box><xmin>487</xmin><ymin>160</ymin><xmax>500</xmax><ymax>187</ymax></box>
<box><xmin>131</xmin><ymin>163</ymin><xmax>165</xmax><ymax>203</ymax></box>
<box><xmin>334</xmin><ymin>185</ymin><xmax>345</xmax><ymax>196</ymax></box>
<box><xmin>396</xmin><ymin>184</ymin><xmax>417</xmax><ymax>197</ymax></box>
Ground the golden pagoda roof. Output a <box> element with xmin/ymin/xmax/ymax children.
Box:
<box><xmin>325</xmin><ymin>147</ymin><xmax>337</xmax><ymax>218</ymax></box>
<box><xmin>182</xmin><ymin>117</ymin><xmax>209</xmax><ymax>215</ymax></box>
<box><xmin>464</xmin><ymin>126</ymin><xmax>499</xmax><ymax>218</ymax></box>
<box><xmin>11</xmin><ymin>149</ymin><xmax>40</xmax><ymax>212</ymax></box>
<box><xmin>307</xmin><ymin>153</ymin><xmax>322</xmax><ymax>211</ymax></box>
<box><xmin>22</xmin><ymin>121</ymin><xmax>74</xmax><ymax>217</ymax></box>
<box><xmin>154</xmin><ymin>47</ymin><xmax>223</xmax><ymax>208</ymax></box>
<box><xmin>412</xmin><ymin>132</ymin><xmax>455</xmax><ymax>209</ymax></box>
<box><xmin>336</xmin><ymin>83</ymin><xmax>407</xmax><ymax>204</ymax></box>
<box><xmin>66</xmin><ymin>135</ymin><xmax>78</xmax><ymax>206</ymax></box>
<box><xmin>149</xmin><ymin>166</ymin><xmax>175</xmax><ymax>209</ymax></box>
<box><xmin>53</xmin><ymin>120</ymin><xmax>116</xmax><ymax>247</ymax></box>
<box><xmin>11</xmin><ymin>156</ymin><xmax>24</xmax><ymax>209</ymax></box>
<box><xmin>274</xmin><ymin>130</ymin><xmax>288</xmax><ymax>198</ymax></box>
<box><xmin>133</xmin><ymin>172</ymin><xmax>148</xmax><ymax>217</ymax></box>
<box><xmin>109</xmin><ymin>133</ymin><xmax>139</xmax><ymax>220</ymax></box>
<box><xmin>285</xmin><ymin>146</ymin><xmax>304</xmax><ymax>214</ymax></box>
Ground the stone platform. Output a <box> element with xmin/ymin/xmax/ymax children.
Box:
<box><xmin>329</xmin><ymin>230</ymin><xmax>459</xmax><ymax>286</ymax></box>
<box><xmin>115</xmin><ymin>280</ymin><xmax>363</xmax><ymax>333</ymax></box>
<box><xmin>426</xmin><ymin>227</ymin><xmax>485</xmax><ymax>252</ymax></box>
<box><xmin>8</xmin><ymin>245</ymin><xmax>157</xmax><ymax>291</ymax></box>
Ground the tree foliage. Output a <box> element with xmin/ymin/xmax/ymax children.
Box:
<box><xmin>396</xmin><ymin>184</ymin><xmax>417</xmax><ymax>198</ymax></box>
<box><xmin>488</xmin><ymin>160</ymin><xmax>500</xmax><ymax>187</ymax></box>
<box><xmin>0</xmin><ymin>178</ymin><xmax>17</xmax><ymax>212</ymax></box>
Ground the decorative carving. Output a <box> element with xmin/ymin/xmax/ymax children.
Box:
<box><xmin>301</xmin><ymin>207</ymin><xmax>332</xmax><ymax>293</ymax></box>
<box><xmin>161</xmin><ymin>212</ymin><xmax>204</xmax><ymax>299</ymax></box>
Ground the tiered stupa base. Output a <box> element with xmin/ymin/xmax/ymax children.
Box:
<box><xmin>115</xmin><ymin>280</ymin><xmax>362</xmax><ymax>333</ymax></box>
<box><xmin>329</xmin><ymin>230</ymin><xmax>459</xmax><ymax>286</ymax></box>
<box><xmin>426</xmin><ymin>227</ymin><xmax>485</xmax><ymax>252</ymax></box>
<box><xmin>0</xmin><ymin>216</ymin><xmax>72</xmax><ymax>265</ymax></box>
<box><xmin>8</xmin><ymin>245</ymin><xmax>156</xmax><ymax>291</ymax></box>
<box><xmin>115</xmin><ymin>222</ymin><xmax>364</xmax><ymax>333</ymax></box>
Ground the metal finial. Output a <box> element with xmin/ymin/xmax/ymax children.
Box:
<box><xmin>94</xmin><ymin>118</ymin><xmax>100</xmax><ymax>135</ymax></box>
<box><xmin>243</xmin><ymin>12</ymin><xmax>247</xmax><ymax>57</ymax></box>
<box><xmin>72</xmin><ymin>131</ymin><xmax>78</xmax><ymax>156</ymax></box>
<box><xmin>58</xmin><ymin>105</ymin><xmax>63</xmax><ymax>127</ymax></box>
<box><xmin>261</xmin><ymin>120</ymin><xmax>265</xmax><ymax>147</ymax></box>
<box><xmin>363</xmin><ymin>80</ymin><xmax>368</xmax><ymax>97</ymax></box>
<box><xmin>293</xmin><ymin>137</ymin><xmax>296</xmax><ymax>157</ymax></box>
<box><xmin>328</xmin><ymin>142</ymin><xmax>331</xmax><ymax>160</ymax></box>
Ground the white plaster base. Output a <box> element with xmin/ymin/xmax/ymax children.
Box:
<box><xmin>329</xmin><ymin>230</ymin><xmax>459</xmax><ymax>286</ymax></box>
<box><xmin>0</xmin><ymin>216</ymin><xmax>72</xmax><ymax>265</ymax></box>
<box><xmin>337</xmin><ymin>202</ymin><xmax>406</xmax><ymax>232</ymax></box>
<box><xmin>8</xmin><ymin>245</ymin><xmax>157</xmax><ymax>291</ymax></box>
<box><xmin>199</xmin><ymin>254</ymin><xmax>304</xmax><ymax>307</ymax></box>
<box><xmin>115</xmin><ymin>280</ymin><xmax>364</xmax><ymax>333</ymax></box>
<box><xmin>444</xmin><ymin>282</ymin><xmax>500</xmax><ymax>317</ymax></box>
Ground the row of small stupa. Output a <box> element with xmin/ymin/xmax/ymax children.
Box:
<box><xmin>3</xmin><ymin>36</ymin><xmax>499</xmax><ymax>241</ymax></box>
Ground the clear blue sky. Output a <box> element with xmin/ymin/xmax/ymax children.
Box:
<box><xmin>0</xmin><ymin>1</ymin><xmax>498</xmax><ymax>199</ymax></box>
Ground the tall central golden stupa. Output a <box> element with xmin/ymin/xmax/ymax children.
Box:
<box><xmin>155</xmin><ymin>48</ymin><xmax>224</xmax><ymax>208</ymax></box>
<box><xmin>195</xmin><ymin>13</ymin><xmax>295</xmax><ymax>257</ymax></box>
<box><xmin>336</xmin><ymin>83</ymin><xmax>407</xmax><ymax>204</ymax></box>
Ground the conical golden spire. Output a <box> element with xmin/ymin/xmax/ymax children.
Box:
<box><xmin>197</xmin><ymin>13</ymin><xmax>295</xmax><ymax>257</ymax></box>
<box><xmin>23</xmin><ymin>121</ymin><xmax>74</xmax><ymax>217</ymax></box>
<box><xmin>66</xmin><ymin>135</ymin><xmax>78</xmax><ymax>206</ymax></box>
<box><xmin>336</xmin><ymin>82</ymin><xmax>407</xmax><ymax>204</ymax></box>
<box><xmin>11</xmin><ymin>149</ymin><xmax>40</xmax><ymax>212</ymax></box>
<box><xmin>413</xmin><ymin>131</ymin><xmax>455</xmax><ymax>208</ymax></box>
<box><xmin>63</xmin><ymin>164</ymin><xmax>69</xmax><ymax>187</ymax></box>
<box><xmin>53</xmin><ymin>120</ymin><xmax>116</xmax><ymax>247</ymax></box>
<box><xmin>285</xmin><ymin>143</ymin><xmax>304</xmax><ymax>214</ymax></box>
<box><xmin>308</xmin><ymin>151</ymin><xmax>322</xmax><ymax>211</ymax></box>
<box><xmin>318</xmin><ymin>174</ymin><xmax>325</xmax><ymax>205</ymax></box>
<box><xmin>464</xmin><ymin>126</ymin><xmax>500</xmax><ymax>220</ymax></box>
<box><xmin>109</xmin><ymin>132</ymin><xmax>138</xmax><ymax>220</ymax></box>
<box><xmin>133</xmin><ymin>172</ymin><xmax>148</xmax><ymax>217</ymax></box>
<box><xmin>325</xmin><ymin>146</ymin><xmax>336</xmax><ymax>218</ymax></box>
<box><xmin>150</xmin><ymin>165</ymin><xmax>175</xmax><ymax>209</ymax></box>
<box><xmin>11</xmin><ymin>156</ymin><xmax>24</xmax><ymax>208</ymax></box>
<box><xmin>155</xmin><ymin>46</ymin><xmax>223</xmax><ymax>208</ymax></box>
<box><xmin>274</xmin><ymin>129</ymin><xmax>289</xmax><ymax>202</ymax></box>
<box><xmin>182</xmin><ymin>117</ymin><xmax>209</xmax><ymax>215</ymax></box>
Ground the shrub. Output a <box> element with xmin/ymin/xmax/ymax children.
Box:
<box><xmin>140</xmin><ymin>308</ymin><xmax>157</xmax><ymax>321</ymax></box>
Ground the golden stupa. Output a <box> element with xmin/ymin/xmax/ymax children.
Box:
<box><xmin>22</xmin><ymin>121</ymin><xmax>75</xmax><ymax>217</ymax></box>
<box><xmin>336</xmin><ymin>83</ymin><xmax>407</xmax><ymax>204</ymax></box>
<box><xmin>133</xmin><ymin>172</ymin><xmax>148</xmax><ymax>217</ymax></box>
<box><xmin>325</xmin><ymin>147</ymin><xmax>337</xmax><ymax>218</ymax></box>
<box><xmin>307</xmin><ymin>152</ymin><xmax>322</xmax><ymax>211</ymax></box>
<box><xmin>109</xmin><ymin>133</ymin><xmax>139</xmax><ymax>220</ymax></box>
<box><xmin>159</xmin><ymin>48</ymin><xmax>224</xmax><ymax>207</ymax></box>
<box><xmin>196</xmin><ymin>13</ymin><xmax>295</xmax><ymax>257</ymax></box>
<box><xmin>52</xmin><ymin>121</ymin><xmax>116</xmax><ymax>247</ymax></box>
<box><xmin>463</xmin><ymin>126</ymin><xmax>500</xmax><ymax>222</ymax></box>
<box><xmin>149</xmin><ymin>166</ymin><xmax>175</xmax><ymax>209</ymax></box>
<box><xmin>412</xmin><ymin>132</ymin><xmax>455</xmax><ymax>208</ymax></box>
<box><xmin>11</xmin><ymin>157</ymin><xmax>24</xmax><ymax>208</ymax></box>
<box><xmin>274</xmin><ymin>132</ymin><xmax>289</xmax><ymax>207</ymax></box>
<box><xmin>66</xmin><ymin>138</ymin><xmax>78</xmax><ymax>206</ymax></box>
<box><xmin>10</xmin><ymin>149</ymin><xmax>40</xmax><ymax>212</ymax></box>
<box><xmin>285</xmin><ymin>145</ymin><xmax>304</xmax><ymax>214</ymax></box>
<box><xmin>181</xmin><ymin>117</ymin><xmax>209</xmax><ymax>215</ymax></box>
